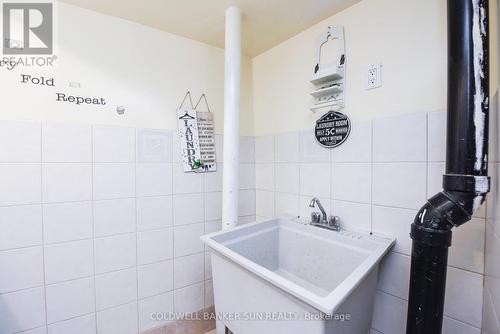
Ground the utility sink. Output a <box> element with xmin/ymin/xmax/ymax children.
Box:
<box><xmin>202</xmin><ymin>218</ymin><xmax>395</xmax><ymax>334</ymax></box>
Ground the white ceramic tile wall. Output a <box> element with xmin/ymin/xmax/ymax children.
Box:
<box><xmin>482</xmin><ymin>88</ymin><xmax>500</xmax><ymax>334</ymax></box>
<box><xmin>254</xmin><ymin>111</ymin><xmax>487</xmax><ymax>333</ymax></box>
<box><xmin>0</xmin><ymin>121</ymin><xmax>256</xmax><ymax>334</ymax></box>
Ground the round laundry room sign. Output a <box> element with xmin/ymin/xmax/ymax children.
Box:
<box><xmin>315</xmin><ymin>111</ymin><xmax>351</xmax><ymax>148</ymax></box>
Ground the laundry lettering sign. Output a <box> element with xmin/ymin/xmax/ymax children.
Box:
<box><xmin>177</xmin><ymin>108</ymin><xmax>202</xmax><ymax>172</ymax></box>
<box><xmin>177</xmin><ymin>108</ymin><xmax>217</xmax><ymax>173</ymax></box>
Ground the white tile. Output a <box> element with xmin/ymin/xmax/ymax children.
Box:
<box><xmin>138</xmin><ymin>228</ymin><xmax>173</xmax><ymax>265</ymax></box>
<box><xmin>449</xmin><ymin>218</ymin><xmax>484</xmax><ymax>273</ymax></box>
<box><xmin>0</xmin><ymin>163</ymin><xmax>41</xmax><ymax>206</ymax></box>
<box><xmin>299</xmin><ymin>162</ymin><xmax>330</xmax><ymax>198</ymax></box>
<box><xmin>444</xmin><ymin>267</ymin><xmax>483</xmax><ymax>327</ymax></box>
<box><xmin>171</xmin><ymin>133</ymin><xmax>181</xmax><ymax>163</ymax></box>
<box><xmin>239</xmin><ymin>215</ymin><xmax>256</xmax><ymax>224</ymax></box>
<box><xmin>42</xmin><ymin>163</ymin><xmax>92</xmax><ymax>203</ymax></box>
<box><xmin>255</xmin><ymin>163</ymin><xmax>274</xmax><ymax>191</ymax></box>
<box><xmin>300</xmin><ymin>195</ymin><xmax>330</xmax><ymax>221</ymax></box>
<box><xmin>205</xmin><ymin>280</ymin><xmax>214</xmax><ymax>307</ymax></box>
<box><xmin>372</xmin><ymin>205</ymin><xmax>415</xmax><ymax>255</ymax></box>
<box><xmin>427</xmin><ymin>162</ymin><xmax>445</xmax><ymax>197</ymax></box>
<box><xmin>332</xmin><ymin>163</ymin><xmax>371</xmax><ymax>203</ymax></box>
<box><xmin>93</xmin><ymin>198</ymin><xmax>136</xmax><ymax>237</ymax></box>
<box><xmin>0</xmin><ymin>287</ymin><xmax>46</xmax><ymax>334</ymax></box>
<box><xmin>174</xmin><ymin>253</ymin><xmax>204</xmax><ymax>289</ymax></box>
<box><xmin>136</xmin><ymin>163</ymin><xmax>172</xmax><ymax>197</ymax></box>
<box><xmin>43</xmin><ymin>202</ymin><xmax>92</xmax><ymax>244</ymax></box>
<box><xmin>173</xmin><ymin>193</ymin><xmax>204</xmax><ymax>226</ymax></box>
<box><xmin>137</xmin><ymin>196</ymin><xmax>172</xmax><ymax>231</ymax></box>
<box><xmin>239</xmin><ymin>189</ymin><xmax>256</xmax><ymax>217</ymax></box>
<box><xmin>173</xmin><ymin>223</ymin><xmax>204</xmax><ymax>257</ymax></box>
<box><xmin>172</xmin><ymin>163</ymin><xmax>203</xmax><ymax>194</ymax></box>
<box><xmin>299</xmin><ymin>130</ymin><xmax>330</xmax><ymax>162</ymax></box>
<box><xmin>0</xmin><ymin>205</ymin><xmax>42</xmax><ymax>250</ymax></box>
<box><xmin>428</xmin><ymin>111</ymin><xmax>447</xmax><ymax>162</ymax></box>
<box><xmin>256</xmin><ymin>190</ymin><xmax>275</xmax><ymax>218</ymax></box>
<box><xmin>0</xmin><ymin>247</ymin><xmax>44</xmax><ymax>293</ymax></box>
<box><xmin>93</xmin><ymin>163</ymin><xmax>135</xmax><ymax>200</ymax></box>
<box><xmin>204</xmin><ymin>167</ymin><xmax>223</xmax><ymax>192</ymax></box>
<box><xmin>489</xmin><ymin>92</ymin><xmax>500</xmax><ymax>162</ymax></box>
<box><xmin>275</xmin><ymin>192</ymin><xmax>300</xmax><ymax>218</ymax></box>
<box><xmin>204</xmin><ymin>192</ymin><xmax>222</xmax><ymax>222</ymax></box>
<box><xmin>96</xmin><ymin>302</ymin><xmax>138</xmax><ymax>334</ymax></box>
<box><xmin>373</xmin><ymin>113</ymin><xmax>427</xmax><ymax>162</ymax></box>
<box><xmin>204</xmin><ymin>252</ymin><xmax>212</xmax><ymax>279</ymax></box>
<box><xmin>93</xmin><ymin>125</ymin><xmax>135</xmax><ymax>162</ymax></box>
<box><xmin>240</xmin><ymin>136</ymin><xmax>255</xmax><ymax>163</ymax></box>
<box><xmin>240</xmin><ymin>163</ymin><xmax>255</xmax><ymax>190</ymax></box>
<box><xmin>42</xmin><ymin>123</ymin><xmax>91</xmax><ymax>162</ymax></box>
<box><xmin>371</xmin><ymin>291</ymin><xmax>407</xmax><ymax>334</ymax></box>
<box><xmin>372</xmin><ymin>162</ymin><xmax>427</xmax><ymax>209</ymax></box>
<box><xmin>138</xmin><ymin>260</ymin><xmax>173</xmax><ymax>298</ymax></box>
<box><xmin>255</xmin><ymin>135</ymin><xmax>274</xmax><ymax>163</ymax></box>
<box><xmin>173</xmin><ymin>282</ymin><xmax>204</xmax><ymax>313</ymax></box>
<box><xmin>46</xmin><ymin>277</ymin><xmax>95</xmax><ymax>324</ymax></box>
<box><xmin>275</xmin><ymin>132</ymin><xmax>300</xmax><ymax>163</ymax></box>
<box><xmin>333</xmin><ymin>120</ymin><xmax>372</xmax><ymax>163</ymax></box>
<box><xmin>137</xmin><ymin>129</ymin><xmax>171</xmax><ymax>162</ymax></box>
<box><xmin>44</xmin><ymin>239</ymin><xmax>94</xmax><ymax>284</ymax></box>
<box><xmin>443</xmin><ymin>316</ymin><xmax>481</xmax><ymax>334</ymax></box>
<box><xmin>18</xmin><ymin>326</ymin><xmax>47</xmax><ymax>334</ymax></box>
<box><xmin>0</xmin><ymin>120</ymin><xmax>41</xmax><ymax>162</ymax></box>
<box><xmin>48</xmin><ymin>313</ymin><xmax>96</xmax><ymax>334</ymax></box>
<box><xmin>331</xmin><ymin>200</ymin><xmax>371</xmax><ymax>232</ymax></box>
<box><xmin>275</xmin><ymin>163</ymin><xmax>299</xmax><ymax>194</ymax></box>
<box><xmin>94</xmin><ymin>233</ymin><xmax>136</xmax><ymax>274</ymax></box>
<box><xmin>95</xmin><ymin>268</ymin><xmax>137</xmax><ymax>311</ymax></box>
<box><xmin>377</xmin><ymin>252</ymin><xmax>410</xmax><ymax>299</ymax></box>
<box><xmin>138</xmin><ymin>292</ymin><xmax>173</xmax><ymax>331</ymax></box>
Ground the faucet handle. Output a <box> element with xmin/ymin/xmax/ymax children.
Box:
<box><xmin>328</xmin><ymin>216</ymin><xmax>341</xmax><ymax>230</ymax></box>
<box><xmin>311</xmin><ymin>212</ymin><xmax>321</xmax><ymax>224</ymax></box>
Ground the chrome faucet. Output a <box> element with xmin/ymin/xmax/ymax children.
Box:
<box><xmin>309</xmin><ymin>197</ymin><xmax>341</xmax><ymax>231</ymax></box>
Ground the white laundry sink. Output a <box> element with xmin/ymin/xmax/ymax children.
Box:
<box><xmin>201</xmin><ymin>218</ymin><xmax>395</xmax><ymax>334</ymax></box>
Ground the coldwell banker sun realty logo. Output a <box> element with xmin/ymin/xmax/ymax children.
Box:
<box><xmin>1</xmin><ymin>1</ymin><xmax>56</xmax><ymax>69</ymax></box>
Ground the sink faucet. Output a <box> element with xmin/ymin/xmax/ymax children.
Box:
<box><xmin>309</xmin><ymin>197</ymin><xmax>341</xmax><ymax>231</ymax></box>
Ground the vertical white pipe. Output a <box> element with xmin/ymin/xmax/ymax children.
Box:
<box><xmin>222</xmin><ymin>6</ymin><xmax>241</xmax><ymax>230</ymax></box>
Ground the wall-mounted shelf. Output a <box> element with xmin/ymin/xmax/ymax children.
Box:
<box><xmin>310</xmin><ymin>67</ymin><xmax>344</xmax><ymax>86</ymax></box>
<box><xmin>310</xmin><ymin>83</ymin><xmax>343</xmax><ymax>98</ymax></box>
<box><xmin>310</xmin><ymin>26</ymin><xmax>346</xmax><ymax>113</ymax></box>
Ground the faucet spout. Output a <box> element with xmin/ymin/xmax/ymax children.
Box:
<box><xmin>309</xmin><ymin>197</ymin><xmax>327</xmax><ymax>222</ymax></box>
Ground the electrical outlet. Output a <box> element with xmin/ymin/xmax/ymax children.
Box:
<box><xmin>366</xmin><ymin>63</ymin><xmax>382</xmax><ymax>90</ymax></box>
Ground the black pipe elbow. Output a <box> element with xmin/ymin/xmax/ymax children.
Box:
<box><xmin>411</xmin><ymin>174</ymin><xmax>489</xmax><ymax>247</ymax></box>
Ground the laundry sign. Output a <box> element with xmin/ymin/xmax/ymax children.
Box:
<box><xmin>176</xmin><ymin>92</ymin><xmax>217</xmax><ymax>172</ymax></box>
<box><xmin>315</xmin><ymin>111</ymin><xmax>351</xmax><ymax>148</ymax></box>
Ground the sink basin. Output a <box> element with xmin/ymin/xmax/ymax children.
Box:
<box><xmin>202</xmin><ymin>218</ymin><xmax>395</xmax><ymax>334</ymax></box>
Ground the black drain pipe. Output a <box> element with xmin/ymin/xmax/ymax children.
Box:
<box><xmin>406</xmin><ymin>1</ymin><xmax>490</xmax><ymax>333</ymax></box>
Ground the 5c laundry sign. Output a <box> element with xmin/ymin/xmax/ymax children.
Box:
<box><xmin>315</xmin><ymin>111</ymin><xmax>351</xmax><ymax>148</ymax></box>
<box><xmin>2</xmin><ymin>1</ymin><xmax>53</xmax><ymax>54</ymax></box>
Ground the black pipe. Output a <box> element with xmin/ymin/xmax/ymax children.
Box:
<box><xmin>406</xmin><ymin>1</ymin><xmax>490</xmax><ymax>333</ymax></box>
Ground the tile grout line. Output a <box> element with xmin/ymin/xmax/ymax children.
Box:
<box><xmin>135</xmin><ymin>128</ymin><xmax>140</xmax><ymax>333</ymax></box>
<box><xmin>370</xmin><ymin>120</ymin><xmax>374</xmax><ymax>234</ymax></box>
<box><xmin>91</xmin><ymin>125</ymin><xmax>99</xmax><ymax>333</ymax></box>
<box><xmin>40</xmin><ymin>121</ymin><xmax>50</xmax><ymax>333</ymax></box>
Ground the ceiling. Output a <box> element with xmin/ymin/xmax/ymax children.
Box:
<box><xmin>59</xmin><ymin>0</ymin><xmax>361</xmax><ymax>57</ymax></box>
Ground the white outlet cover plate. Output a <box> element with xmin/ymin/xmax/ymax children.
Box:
<box><xmin>366</xmin><ymin>63</ymin><xmax>382</xmax><ymax>90</ymax></box>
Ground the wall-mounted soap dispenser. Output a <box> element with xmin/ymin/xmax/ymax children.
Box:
<box><xmin>310</xmin><ymin>26</ymin><xmax>346</xmax><ymax>113</ymax></box>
